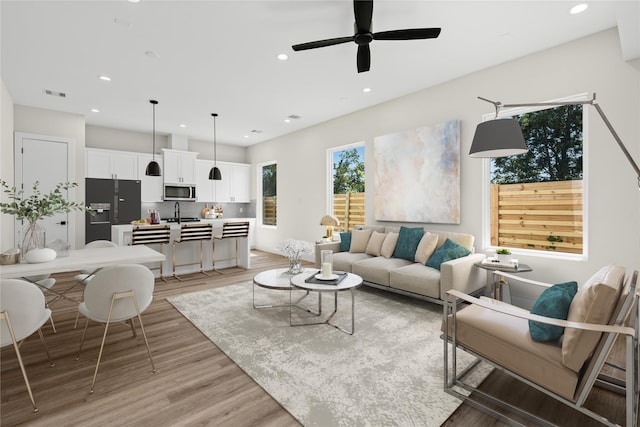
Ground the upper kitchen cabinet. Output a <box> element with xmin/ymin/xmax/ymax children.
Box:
<box><xmin>137</xmin><ymin>154</ymin><xmax>164</xmax><ymax>202</ymax></box>
<box><xmin>214</xmin><ymin>162</ymin><xmax>250</xmax><ymax>203</ymax></box>
<box><xmin>86</xmin><ymin>148</ymin><xmax>138</xmax><ymax>180</ymax></box>
<box><xmin>195</xmin><ymin>159</ymin><xmax>214</xmax><ymax>202</ymax></box>
<box><xmin>162</xmin><ymin>149</ymin><xmax>198</xmax><ymax>185</ymax></box>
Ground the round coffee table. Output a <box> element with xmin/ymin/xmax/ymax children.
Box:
<box><xmin>289</xmin><ymin>271</ymin><xmax>362</xmax><ymax>335</ymax></box>
<box><xmin>252</xmin><ymin>268</ymin><xmax>320</xmax><ymax>313</ymax></box>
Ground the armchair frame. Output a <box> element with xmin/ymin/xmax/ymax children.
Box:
<box><xmin>443</xmin><ymin>270</ymin><xmax>639</xmax><ymax>427</ymax></box>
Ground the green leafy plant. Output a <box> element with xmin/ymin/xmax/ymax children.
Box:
<box><xmin>0</xmin><ymin>180</ymin><xmax>87</xmax><ymax>223</ymax></box>
<box><xmin>495</xmin><ymin>248</ymin><xmax>511</xmax><ymax>255</ymax></box>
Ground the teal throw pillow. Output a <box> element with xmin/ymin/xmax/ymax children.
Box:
<box><xmin>425</xmin><ymin>238</ymin><xmax>471</xmax><ymax>270</ymax></box>
<box><xmin>393</xmin><ymin>226</ymin><xmax>424</xmax><ymax>261</ymax></box>
<box><xmin>529</xmin><ymin>281</ymin><xmax>578</xmax><ymax>342</ymax></box>
<box><xmin>339</xmin><ymin>232</ymin><xmax>352</xmax><ymax>252</ymax></box>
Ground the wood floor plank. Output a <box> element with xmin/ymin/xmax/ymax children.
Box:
<box><xmin>1</xmin><ymin>250</ymin><xmax>633</xmax><ymax>426</ymax></box>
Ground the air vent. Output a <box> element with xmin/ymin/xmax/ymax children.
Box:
<box><xmin>287</xmin><ymin>114</ymin><xmax>302</xmax><ymax>120</ymax></box>
<box><xmin>44</xmin><ymin>89</ymin><xmax>66</xmax><ymax>98</ymax></box>
<box><xmin>251</xmin><ymin>129</ymin><xmax>263</xmax><ymax>134</ymax></box>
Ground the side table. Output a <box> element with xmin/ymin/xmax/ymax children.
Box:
<box><xmin>474</xmin><ymin>261</ymin><xmax>532</xmax><ymax>302</ymax></box>
<box><xmin>252</xmin><ymin>268</ymin><xmax>320</xmax><ymax>314</ymax></box>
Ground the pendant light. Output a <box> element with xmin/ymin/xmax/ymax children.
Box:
<box><xmin>145</xmin><ymin>99</ymin><xmax>161</xmax><ymax>176</ymax></box>
<box><xmin>209</xmin><ymin>113</ymin><xmax>222</xmax><ymax>180</ymax></box>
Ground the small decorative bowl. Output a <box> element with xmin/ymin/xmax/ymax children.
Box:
<box><xmin>0</xmin><ymin>252</ymin><xmax>19</xmax><ymax>265</ymax></box>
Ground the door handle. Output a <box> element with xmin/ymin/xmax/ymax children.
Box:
<box><xmin>56</xmin><ymin>221</ymin><xmax>67</xmax><ymax>225</ymax></box>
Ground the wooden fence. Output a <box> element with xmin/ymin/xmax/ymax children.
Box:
<box><xmin>263</xmin><ymin>196</ymin><xmax>277</xmax><ymax>225</ymax></box>
<box><xmin>490</xmin><ymin>180</ymin><xmax>583</xmax><ymax>254</ymax></box>
<box><xmin>333</xmin><ymin>192</ymin><xmax>365</xmax><ymax>232</ymax></box>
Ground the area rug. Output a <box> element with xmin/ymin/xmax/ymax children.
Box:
<box><xmin>168</xmin><ymin>282</ymin><xmax>491</xmax><ymax>426</ymax></box>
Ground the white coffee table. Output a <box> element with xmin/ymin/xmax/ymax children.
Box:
<box><xmin>289</xmin><ymin>271</ymin><xmax>362</xmax><ymax>335</ymax></box>
<box><xmin>252</xmin><ymin>268</ymin><xmax>320</xmax><ymax>314</ymax></box>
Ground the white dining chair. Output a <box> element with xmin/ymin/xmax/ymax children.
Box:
<box><xmin>75</xmin><ymin>264</ymin><xmax>156</xmax><ymax>394</ymax></box>
<box><xmin>1</xmin><ymin>279</ymin><xmax>55</xmax><ymax>413</ymax></box>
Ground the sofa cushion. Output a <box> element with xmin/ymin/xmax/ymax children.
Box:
<box><xmin>414</xmin><ymin>232</ymin><xmax>438</xmax><ymax>265</ymax></box>
<box><xmin>529</xmin><ymin>281</ymin><xmax>578</xmax><ymax>342</ymax></box>
<box><xmin>393</xmin><ymin>226</ymin><xmax>424</xmax><ymax>261</ymax></box>
<box><xmin>352</xmin><ymin>257</ymin><xmax>412</xmax><ymax>287</ymax></box>
<box><xmin>426</xmin><ymin>238</ymin><xmax>471</xmax><ymax>270</ymax></box>
<box><xmin>433</xmin><ymin>231</ymin><xmax>475</xmax><ymax>251</ymax></box>
<box><xmin>390</xmin><ymin>263</ymin><xmax>441</xmax><ymax>299</ymax></box>
<box><xmin>339</xmin><ymin>232</ymin><xmax>351</xmax><ymax>252</ymax></box>
<box><xmin>445</xmin><ymin>298</ymin><xmax>579</xmax><ymax>401</ymax></box>
<box><xmin>332</xmin><ymin>252</ymin><xmax>372</xmax><ymax>273</ymax></box>
<box><xmin>380</xmin><ymin>232</ymin><xmax>398</xmax><ymax>258</ymax></box>
<box><xmin>562</xmin><ymin>264</ymin><xmax>625</xmax><ymax>372</ymax></box>
<box><xmin>365</xmin><ymin>231</ymin><xmax>386</xmax><ymax>256</ymax></box>
<box><xmin>350</xmin><ymin>229</ymin><xmax>373</xmax><ymax>253</ymax></box>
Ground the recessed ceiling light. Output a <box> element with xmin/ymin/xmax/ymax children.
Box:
<box><xmin>91</xmin><ymin>108</ymin><xmax>100</xmax><ymax>113</ymax></box>
<box><xmin>570</xmin><ymin>3</ymin><xmax>588</xmax><ymax>14</ymax></box>
<box><xmin>284</xmin><ymin>118</ymin><xmax>291</xmax><ymax>123</ymax></box>
<box><xmin>98</xmin><ymin>75</ymin><xmax>111</xmax><ymax>82</ymax></box>
<box><xmin>363</xmin><ymin>87</ymin><xmax>372</xmax><ymax>93</ymax></box>
<box><xmin>277</xmin><ymin>53</ymin><xmax>288</xmax><ymax>61</ymax></box>
<box><xmin>243</xmin><ymin>135</ymin><xmax>249</xmax><ymax>139</ymax></box>
<box><xmin>179</xmin><ymin>124</ymin><xmax>186</xmax><ymax>128</ymax></box>
<box><xmin>128</xmin><ymin>0</ymin><xmax>140</xmax><ymax>3</ymax></box>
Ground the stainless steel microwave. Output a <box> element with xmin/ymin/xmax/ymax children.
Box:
<box><xmin>164</xmin><ymin>184</ymin><xmax>196</xmax><ymax>201</ymax></box>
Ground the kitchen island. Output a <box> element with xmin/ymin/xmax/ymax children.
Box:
<box><xmin>111</xmin><ymin>218</ymin><xmax>254</xmax><ymax>277</ymax></box>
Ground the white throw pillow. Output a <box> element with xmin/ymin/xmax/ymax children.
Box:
<box><xmin>380</xmin><ymin>232</ymin><xmax>399</xmax><ymax>258</ymax></box>
<box><xmin>365</xmin><ymin>231</ymin><xmax>386</xmax><ymax>256</ymax></box>
<box><xmin>350</xmin><ymin>229</ymin><xmax>373</xmax><ymax>253</ymax></box>
<box><xmin>415</xmin><ymin>232</ymin><xmax>439</xmax><ymax>264</ymax></box>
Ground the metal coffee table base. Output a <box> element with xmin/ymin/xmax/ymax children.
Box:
<box><xmin>253</xmin><ymin>285</ymin><xmax>320</xmax><ymax>315</ymax></box>
<box><xmin>252</xmin><ymin>268</ymin><xmax>321</xmax><ymax>315</ymax></box>
<box><xmin>289</xmin><ymin>287</ymin><xmax>356</xmax><ymax>335</ymax></box>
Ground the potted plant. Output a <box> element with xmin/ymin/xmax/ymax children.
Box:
<box><xmin>495</xmin><ymin>247</ymin><xmax>512</xmax><ymax>264</ymax></box>
<box><xmin>0</xmin><ymin>180</ymin><xmax>87</xmax><ymax>259</ymax></box>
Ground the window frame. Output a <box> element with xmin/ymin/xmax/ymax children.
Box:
<box><xmin>257</xmin><ymin>160</ymin><xmax>277</xmax><ymax>229</ymax></box>
<box><xmin>326</xmin><ymin>141</ymin><xmax>365</xmax><ymax>214</ymax></box>
<box><xmin>480</xmin><ymin>93</ymin><xmax>589</xmax><ymax>261</ymax></box>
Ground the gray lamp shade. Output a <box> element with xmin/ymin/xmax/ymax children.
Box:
<box><xmin>145</xmin><ymin>160</ymin><xmax>161</xmax><ymax>176</ymax></box>
<box><xmin>209</xmin><ymin>166</ymin><xmax>222</xmax><ymax>180</ymax></box>
<box><xmin>469</xmin><ymin>118</ymin><xmax>528</xmax><ymax>158</ymax></box>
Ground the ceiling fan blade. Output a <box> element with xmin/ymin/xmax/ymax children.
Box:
<box><xmin>357</xmin><ymin>44</ymin><xmax>370</xmax><ymax>73</ymax></box>
<box><xmin>354</xmin><ymin>0</ymin><xmax>373</xmax><ymax>34</ymax></box>
<box><xmin>373</xmin><ymin>28</ymin><xmax>441</xmax><ymax>41</ymax></box>
<box><xmin>292</xmin><ymin>36</ymin><xmax>354</xmax><ymax>51</ymax></box>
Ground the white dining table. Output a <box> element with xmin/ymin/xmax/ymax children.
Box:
<box><xmin>0</xmin><ymin>245</ymin><xmax>165</xmax><ymax>279</ymax></box>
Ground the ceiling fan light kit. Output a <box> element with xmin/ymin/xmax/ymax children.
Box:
<box><xmin>145</xmin><ymin>99</ymin><xmax>161</xmax><ymax>177</ymax></box>
<box><xmin>291</xmin><ymin>0</ymin><xmax>441</xmax><ymax>73</ymax></box>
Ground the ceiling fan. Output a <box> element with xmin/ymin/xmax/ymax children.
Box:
<box><xmin>291</xmin><ymin>0</ymin><xmax>441</xmax><ymax>73</ymax></box>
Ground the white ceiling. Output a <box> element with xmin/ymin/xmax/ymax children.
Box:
<box><xmin>1</xmin><ymin>1</ymin><xmax>638</xmax><ymax>147</ymax></box>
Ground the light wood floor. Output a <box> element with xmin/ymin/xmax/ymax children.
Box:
<box><xmin>0</xmin><ymin>250</ymin><xmax>633</xmax><ymax>426</ymax></box>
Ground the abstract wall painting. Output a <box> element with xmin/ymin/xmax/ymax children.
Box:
<box><xmin>373</xmin><ymin>120</ymin><xmax>460</xmax><ymax>224</ymax></box>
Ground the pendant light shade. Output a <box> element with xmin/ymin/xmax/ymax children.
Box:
<box><xmin>145</xmin><ymin>100</ymin><xmax>162</xmax><ymax>176</ymax></box>
<box><xmin>469</xmin><ymin>118</ymin><xmax>528</xmax><ymax>158</ymax></box>
<box><xmin>209</xmin><ymin>113</ymin><xmax>222</xmax><ymax>180</ymax></box>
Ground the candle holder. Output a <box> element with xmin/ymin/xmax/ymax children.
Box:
<box><xmin>321</xmin><ymin>250</ymin><xmax>333</xmax><ymax>278</ymax></box>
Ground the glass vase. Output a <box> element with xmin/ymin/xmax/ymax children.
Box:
<box><xmin>287</xmin><ymin>256</ymin><xmax>303</xmax><ymax>275</ymax></box>
<box><xmin>20</xmin><ymin>221</ymin><xmax>46</xmax><ymax>260</ymax></box>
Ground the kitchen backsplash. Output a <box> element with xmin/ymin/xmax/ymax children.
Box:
<box><xmin>141</xmin><ymin>201</ymin><xmax>256</xmax><ymax>221</ymax></box>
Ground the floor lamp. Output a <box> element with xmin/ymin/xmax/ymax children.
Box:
<box><xmin>469</xmin><ymin>93</ymin><xmax>640</xmax><ymax>188</ymax></box>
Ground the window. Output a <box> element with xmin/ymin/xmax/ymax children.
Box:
<box><xmin>487</xmin><ymin>97</ymin><xmax>585</xmax><ymax>256</ymax></box>
<box><xmin>260</xmin><ymin>162</ymin><xmax>277</xmax><ymax>226</ymax></box>
<box><xmin>328</xmin><ymin>143</ymin><xmax>365</xmax><ymax>232</ymax></box>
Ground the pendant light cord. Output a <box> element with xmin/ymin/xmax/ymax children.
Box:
<box><xmin>150</xmin><ymin>100</ymin><xmax>158</xmax><ymax>161</ymax></box>
<box><xmin>212</xmin><ymin>113</ymin><xmax>218</xmax><ymax>166</ymax></box>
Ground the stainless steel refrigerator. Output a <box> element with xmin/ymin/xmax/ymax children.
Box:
<box><xmin>85</xmin><ymin>178</ymin><xmax>141</xmax><ymax>244</ymax></box>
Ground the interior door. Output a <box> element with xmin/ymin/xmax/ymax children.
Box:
<box><xmin>15</xmin><ymin>133</ymin><xmax>73</xmax><ymax>248</ymax></box>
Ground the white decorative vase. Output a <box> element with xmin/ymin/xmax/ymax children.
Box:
<box><xmin>20</xmin><ymin>221</ymin><xmax>46</xmax><ymax>261</ymax></box>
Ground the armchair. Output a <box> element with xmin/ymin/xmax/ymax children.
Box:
<box><xmin>443</xmin><ymin>264</ymin><xmax>639</xmax><ymax>426</ymax></box>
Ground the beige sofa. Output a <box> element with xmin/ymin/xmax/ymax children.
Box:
<box><xmin>315</xmin><ymin>225</ymin><xmax>486</xmax><ymax>304</ymax></box>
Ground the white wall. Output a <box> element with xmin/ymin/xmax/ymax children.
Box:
<box><xmin>0</xmin><ymin>80</ymin><xmax>15</xmax><ymax>252</ymax></box>
<box><xmin>248</xmin><ymin>28</ymin><xmax>640</xmax><ymax>290</ymax></box>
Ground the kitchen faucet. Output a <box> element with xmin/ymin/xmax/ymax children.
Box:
<box><xmin>174</xmin><ymin>201</ymin><xmax>180</xmax><ymax>223</ymax></box>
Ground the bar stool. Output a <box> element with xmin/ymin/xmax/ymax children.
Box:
<box><xmin>131</xmin><ymin>224</ymin><xmax>171</xmax><ymax>280</ymax></box>
<box><xmin>172</xmin><ymin>223</ymin><xmax>213</xmax><ymax>280</ymax></box>
<box><xmin>213</xmin><ymin>221</ymin><xmax>250</xmax><ymax>272</ymax></box>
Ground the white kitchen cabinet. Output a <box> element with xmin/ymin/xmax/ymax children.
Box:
<box><xmin>195</xmin><ymin>159</ymin><xmax>215</xmax><ymax>202</ymax></box>
<box><xmin>86</xmin><ymin>148</ymin><xmax>138</xmax><ymax>180</ymax></box>
<box><xmin>214</xmin><ymin>162</ymin><xmax>250</xmax><ymax>203</ymax></box>
<box><xmin>162</xmin><ymin>149</ymin><xmax>197</xmax><ymax>185</ymax></box>
<box><xmin>137</xmin><ymin>154</ymin><xmax>164</xmax><ymax>202</ymax></box>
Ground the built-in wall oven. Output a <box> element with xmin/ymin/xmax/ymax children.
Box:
<box><xmin>164</xmin><ymin>184</ymin><xmax>197</xmax><ymax>201</ymax></box>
